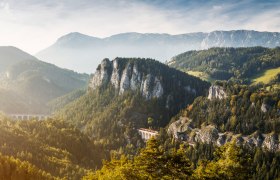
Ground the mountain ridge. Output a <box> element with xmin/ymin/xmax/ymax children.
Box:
<box><xmin>36</xmin><ymin>30</ymin><xmax>280</xmax><ymax>73</ymax></box>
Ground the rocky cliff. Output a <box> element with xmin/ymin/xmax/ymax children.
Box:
<box><xmin>208</xmin><ymin>85</ymin><xmax>227</xmax><ymax>100</ymax></box>
<box><xmin>89</xmin><ymin>58</ymin><xmax>210</xmax><ymax>106</ymax></box>
<box><xmin>89</xmin><ymin>58</ymin><xmax>163</xmax><ymax>99</ymax></box>
<box><xmin>168</xmin><ymin>118</ymin><xmax>280</xmax><ymax>152</ymax></box>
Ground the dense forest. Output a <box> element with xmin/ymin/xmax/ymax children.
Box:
<box><xmin>182</xmin><ymin>81</ymin><xmax>280</xmax><ymax>134</ymax></box>
<box><xmin>0</xmin><ymin>153</ymin><xmax>54</xmax><ymax>180</ymax></box>
<box><xmin>0</xmin><ymin>114</ymin><xmax>105</xmax><ymax>179</ymax></box>
<box><xmin>169</xmin><ymin>47</ymin><xmax>280</xmax><ymax>83</ymax></box>
<box><xmin>84</xmin><ymin>137</ymin><xmax>280</xmax><ymax>180</ymax></box>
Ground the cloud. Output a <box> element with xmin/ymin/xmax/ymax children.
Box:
<box><xmin>0</xmin><ymin>0</ymin><xmax>279</xmax><ymax>54</ymax></box>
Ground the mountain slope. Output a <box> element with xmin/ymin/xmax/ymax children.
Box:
<box><xmin>0</xmin><ymin>47</ymin><xmax>89</xmax><ymax>113</ymax></box>
<box><xmin>36</xmin><ymin>30</ymin><xmax>280</xmax><ymax>73</ymax></box>
<box><xmin>168</xmin><ymin>47</ymin><xmax>280</xmax><ymax>83</ymax></box>
<box><xmin>0</xmin><ymin>46</ymin><xmax>37</xmax><ymax>72</ymax></box>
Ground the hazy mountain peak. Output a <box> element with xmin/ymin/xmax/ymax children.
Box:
<box><xmin>55</xmin><ymin>32</ymin><xmax>101</xmax><ymax>47</ymax></box>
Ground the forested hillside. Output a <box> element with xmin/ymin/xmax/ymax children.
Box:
<box><xmin>0</xmin><ymin>114</ymin><xmax>105</xmax><ymax>179</ymax></box>
<box><xmin>185</xmin><ymin>81</ymin><xmax>280</xmax><ymax>134</ymax></box>
<box><xmin>0</xmin><ymin>153</ymin><xmax>54</xmax><ymax>180</ymax></box>
<box><xmin>85</xmin><ymin>137</ymin><xmax>280</xmax><ymax>180</ymax></box>
<box><xmin>169</xmin><ymin>47</ymin><xmax>280</xmax><ymax>83</ymax></box>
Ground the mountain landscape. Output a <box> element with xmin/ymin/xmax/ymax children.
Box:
<box><xmin>36</xmin><ymin>30</ymin><xmax>280</xmax><ymax>73</ymax></box>
<box><xmin>1</xmin><ymin>0</ymin><xmax>280</xmax><ymax>179</ymax></box>
<box><xmin>1</xmin><ymin>51</ymin><xmax>279</xmax><ymax>179</ymax></box>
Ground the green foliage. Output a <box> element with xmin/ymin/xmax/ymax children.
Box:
<box><xmin>48</xmin><ymin>89</ymin><xmax>86</xmax><ymax>112</ymax></box>
<box><xmin>169</xmin><ymin>47</ymin><xmax>280</xmax><ymax>83</ymax></box>
<box><xmin>0</xmin><ymin>153</ymin><xmax>55</xmax><ymax>180</ymax></box>
<box><xmin>147</xmin><ymin>117</ymin><xmax>154</xmax><ymax>127</ymax></box>
<box><xmin>193</xmin><ymin>142</ymin><xmax>252</xmax><ymax>179</ymax></box>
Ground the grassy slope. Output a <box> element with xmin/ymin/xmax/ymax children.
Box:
<box><xmin>252</xmin><ymin>67</ymin><xmax>280</xmax><ymax>84</ymax></box>
<box><xmin>185</xmin><ymin>70</ymin><xmax>214</xmax><ymax>82</ymax></box>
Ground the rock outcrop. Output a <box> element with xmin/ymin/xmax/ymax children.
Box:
<box><xmin>89</xmin><ymin>58</ymin><xmax>210</xmax><ymax>104</ymax></box>
<box><xmin>89</xmin><ymin>58</ymin><xmax>164</xmax><ymax>99</ymax></box>
<box><xmin>261</xmin><ymin>103</ymin><xmax>270</xmax><ymax>113</ymax></box>
<box><xmin>208</xmin><ymin>85</ymin><xmax>227</xmax><ymax>100</ymax></box>
<box><xmin>168</xmin><ymin>118</ymin><xmax>280</xmax><ymax>152</ymax></box>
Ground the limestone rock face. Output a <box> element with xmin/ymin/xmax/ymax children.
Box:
<box><xmin>195</xmin><ymin>125</ymin><xmax>219</xmax><ymax>144</ymax></box>
<box><xmin>168</xmin><ymin>117</ymin><xmax>192</xmax><ymax>139</ymax></box>
<box><xmin>89</xmin><ymin>58</ymin><xmax>164</xmax><ymax>100</ymax></box>
<box><xmin>89</xmin><ymin>58</ymin><xmax>112</xmax><ymax>89</ymax></box>
<box><xmin>261</xmin><ymin>103</ymin><xmax>270</xmax><ymax>113</ymax></box>
<box><xmin>208</xmin><ymin>85</ymin><xmax>227</xmax><ymax>100</ymax></box>
<box><xmin>168</xmin><ymin>118</ymin><xmax>280</xmax><ymax>151</ymax></box>
<box><xmin>262</xmin><ymin>133</ymin><xmax>278</xmax><ymax>151</ymax></box>
<box><xmin>110</xmin><ymin>59</ymin><xmax>121</xmax><ymax>89</ymax></box>
<box><xmin>119</xmin><ymin>62</ymin><xmax>133</xmax><ymax>94</ymax></box>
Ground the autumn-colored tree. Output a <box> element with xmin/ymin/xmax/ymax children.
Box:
<box><xmin>193</xmin><ymin>142</ymin><xmax>252</xmax><ymax>180</ymax></box>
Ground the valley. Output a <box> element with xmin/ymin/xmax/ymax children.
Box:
<box><xmin>0</xmin><ymin>45</ymin><xmax>279</xmax><ymax>179</ymax></box>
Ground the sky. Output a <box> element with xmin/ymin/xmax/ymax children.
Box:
<box><xmin>0</xmin><ymin>0</ymin><xmax>280</xmax><ymax>54</ymax></box>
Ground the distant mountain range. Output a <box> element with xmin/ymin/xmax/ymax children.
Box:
<box><xmin>0</xmin><ymin>46</ymin><xmax>89</xmax><ymax>114</ymax></box>
<box><xmin>36</xmin><ymin>30</ymin><xmax>280</xmax><ymax>73</ymax></box>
